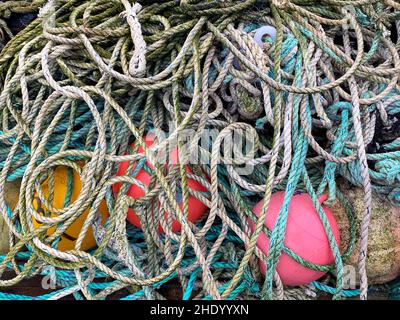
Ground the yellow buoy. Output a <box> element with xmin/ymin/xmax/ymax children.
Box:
<box><xmin>33</xmin><ymin>166</ymin><xmax>108</xmax><ymax>251</ymax></box>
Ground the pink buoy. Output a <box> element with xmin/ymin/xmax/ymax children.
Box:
<box><xmin>248</xmin><ymin>191</ymin><xmax>340</xmax><ymax>286</ymax></box>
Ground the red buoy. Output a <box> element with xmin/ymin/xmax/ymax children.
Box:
<box><xmin>113</xmin><ymin>135</ymin><xmax>208</xmax><ymax>233</ymax></box>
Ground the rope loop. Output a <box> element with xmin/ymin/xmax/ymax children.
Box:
<box><xmin>120</xmin><ymin>0</ymin><xmax>147</xmax><ymax>77</ymax></box>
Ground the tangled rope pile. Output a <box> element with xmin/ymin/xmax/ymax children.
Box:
<box><xmin>0</xmin><ymin>0</ymin><xmax>399</xmax><ymax>300</ymax></box>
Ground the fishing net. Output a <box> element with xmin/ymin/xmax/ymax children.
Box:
<box><xmin>0</xmin><ymin>0</ymin><xmax>399</xmax><ymax>300</ymax></box>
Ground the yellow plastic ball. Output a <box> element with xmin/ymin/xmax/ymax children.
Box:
<box><xmin>33</xmin><ymin>166</ymin><xmax>109</xmax><ymax>251</ymax></box>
